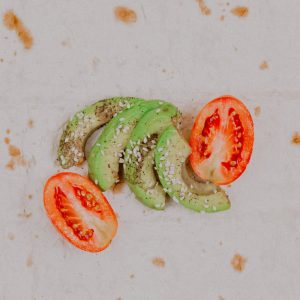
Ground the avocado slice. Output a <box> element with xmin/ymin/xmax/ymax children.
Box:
<box><xmin>124</xmin><ymin>103</ymin><xmax>182</xmax><ymax>210</ymax></box>
<box><xmin>88</xmin><ymin>100</ymin><xmax>167</xmax><ymax>191</ymax></box>
<box><xmin>154</xmin><ymin>126</ymin><xmax>230</xmax><ymax>213</ymax></box>
<box><xmin>58</xmin><ymin>97</ymin><xmax>144</xmax><ymax>168</ymax></box>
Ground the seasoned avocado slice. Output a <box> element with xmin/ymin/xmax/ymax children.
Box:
<box><xmin>58</xmin><ymin>97</ymin><xmax>144</xmax><ymax>168</ymax></box>
<box><xmin>154</xmin><ymin>126</ymin><xmax>230</xmax><ymax>213</ymax></box>
<box><xmin>124</xmin><ymin>104</ymin><xmax>182</xmax><ymax>210</ymax></box>
<box><xmin>88</xmin><ymin>100</ymin><xmax>166</xmax><ymax>191</ymax></box>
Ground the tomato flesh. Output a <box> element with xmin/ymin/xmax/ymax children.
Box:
<box><xmin>190</xmin><ymin>96</ymin><xmax>254</xmax><ymax>185</ymax></box>
<box><xmin>44</xmin><ymin>172</ymin><xmax>118</xmax><ymax>252</ymax></box>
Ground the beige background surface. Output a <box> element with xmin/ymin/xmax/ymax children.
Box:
<box><xmin>1</xmin><ymin>0</ymin><xmax>300</xmax><ymax>299</ymax></box>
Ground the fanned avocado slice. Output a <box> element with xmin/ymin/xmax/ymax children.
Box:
<box><xmin>124</xmin><ymin>103</ymin><xmax>182</xmax><ymax>210</ymax></box>
<box><xmin>154</xmin><ymin>126</ymin><xmax>230</xmax><ymax>213</ymax></box>
<box><xmin>88</xmin><ymin>100</ymin><xmax>167</xmax><ymax>191</ymax></box>
<box><xmin>58</xmin><ymin>97</ymin><xmax>144</xmax><ymax>168</ymax></box>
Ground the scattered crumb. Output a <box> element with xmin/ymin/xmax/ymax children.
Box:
<box><xmin>27</xmin><ymin>119</ymin><xmax>34</xmax><ymax>128</ymax></box>
<box><xmin>259</xmin><ymin>60</ymin><xmax>268</xmax><ymax>70</ymax></box>
<box><xmin>254</xmin><ymin>106</ymin><xmax>261</xmax><ymax>117</ymax></box>
<box><xmin>3</xmin><ymin>10</ymin><xmax>33</xmax><ymax>49</ymax></box>
<box><xmin>0</xmin><ymin>58</ymin><xmax>3</xmax><ymax>62</ymax></box>
<box><xmin>196</xmin><ymin>0</ymin><xmax>211</xmax><ymax>16</ymax></box>
<box><xmin>6</xmin><ymin>129</ymin><xmax>10</xmax><ymax>134</ymax></box>
<box><xmin>4</xmin><ymin>137</ymin><xmax>10</xmax><ymax>144</ymax></box>
<box><xmin>6</xmin><ymin>159</ymin><xmax>15</xmax><ymax>170</ymax></box>
<box><xmin>7</xmin><ymin>233</ymin><xmax>15</xmax><ymax>240</ymax></box>
<box><xmin>26</xmin><ymin>255</ymin><xmax>33</xmax><ymax>267</ymax></box>
<box><xmin>152</xmin><ymin>257</ymin><xmax>165</xmax><ymax>268</ymax></box>
<box><xmin>8</xmin><ymin>144</ymin><xmax>21</xmax><ymax>156</ymax></box>
<box><xmin>219</xmin><ymin>296</ymin><xmax>225</xmax><ymax>300</ymax></box>
<box><xmin>18</xmin><ymin>209</ymin><xmax>32</xmax><ymax>219</ymax></box>
<box><xmin>292</xmin><ymin>132</ymin><xmax>300</xmax><ymax>145</ymax></box>
<box><xmin>27</xmin><ymin>194</ymin><xmax>33</xmax><ymax>200</ymax></box>
<box><xmin>114</xmin><ymin>6</ymin><xmax>137</xmax><ymax>23</ymax></box>
<box><xmin>129</xmin><ymin>273</ymin><xmax>135</xmax><ymax>279</ymax></box>
<box><xmin>231</xmin><ymin>6</ymin><xmax>249</xmax><ymax>18</ymax></box>
<box><xmin>220</xmin><ymin>15</ymin><xmax>225</xmax><ymax>21</ymax></box>
<box><xmin>112</xmin><ymin>182</ymin><xmax>126</xmax><ymax>194</ymax></box>
<box><xmin>231</xmin><ymin>253</ymin><xmax>246</xmax><ymax>272</ymax></box>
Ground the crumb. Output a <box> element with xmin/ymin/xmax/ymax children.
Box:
<box><xmin>292</xmin><ymin>132</ymin><xmax>300</xmax><ymax>145</ymax></box>
<box><xmin>3</xmin><ymin>10</ymin><xmax>33</xmax><ymax>49</ymax></box>
<box><xmin>28</xmin><ymin>119</ymin><xmax>34</xmax><ymax>128</ymax></box>
<box><xmin>4</xmin><ymin>137</ymin><xmax>10</xmax><ymax>144</ymax></box>
<box><xmin>18</xmin><ymin>209</ymin><xmax>32</xmax><ymax>219</ymax></box>
<box><xmin>6</xmin><ymin>128</ymin><xmax>10</xmax><ymax>134</ymax></box>
<box><xmin>8</xmin><ymin>144</ymin><xmax>21</xmax><ymax>156</ymax></box>
<box><xmin>129</xmin><ymin>273</ymin><xmax>135</xmax><ymax>279</ymax></box>
<box><xmin>231</xmin><ymin>6</ymin><xmax>249</xmax><ymax>17</ymax></box>
<box><xmin>231</xmin><ymin>253</ymin><xmax>246</xmax><ymax>272</ymax></box>
<box><xmin>196</xmin><ymin>0</ymin><xmax>211</xmax><ymax>16</ymax></box>
<box><xmin>26</xmin><ymin>255</ymin><xmax>33</xmax><ymax>267</ymax></box>
<box><xmin>112</xmin><ymin>182</ymin><xmax>125</xmax><ymax>194</ymax></box>
<box><xmin>152</xmin><ymin>257</ymin><xmax>165</xmax><ymax>268</ymax></box>
<box><xmin>7</xmin><ymin>233</ymin><xmax>15</xmax><ymax>240</ymax></box>
<box><xmin>254</xmin><ymin>106</ymin><xmax>261</xmax><ymax>117</ymax></box>
<box><xmin>219</xmin><ymin>296</ymin><xmax>225</xmax><ymax>300</ymax></box>
<box><xmin>6</xmin><ymin>159</ymin><xmax>15</xmax><ymax>170</ymax></box>
<box><xmin>61</xmin><ymin>39</ymin><xmax>71</xmax><ymax>47</ymax></box>
<box><xmin>114</xmin><ymin>6</ymin><xmax>137</xmax><ymax>23</ymax></box>
<box><xmin>0</xmin><ymin>58</ymin><xmax>3</xmax><ymax>62</ymax></box>
<box><xmin>220</xmin><ymin>15</ymin><xmax>225</xmax><ymax>21</ymax></box>
<box><xmin>259</xmin><ymin>61</ymin><xmax>268</xmax><ymax>70</ymax></box>
<box><xmin>27</xmin><ymin>194</ymin><xmax>33</xmax><ymax>200</ymax></box>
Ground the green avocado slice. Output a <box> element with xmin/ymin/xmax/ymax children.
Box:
<box><xmin>124</xmin><ymin>103</ymin><xmax>182</xmax><ymax>210</ymax></box>
<box><xmin>58</xmin><ymin>97</ymin><xmax>144</xmax><ymax>169</ymax></box>
<box><xmin>88</xmin><ymin>100</ymin><xmax>167</xmax><ymax>191</ymax></box>
<box><xmin>154</xmin><ymin>125</ymin><xmax>231</xmax><ymax>213</ymax></box>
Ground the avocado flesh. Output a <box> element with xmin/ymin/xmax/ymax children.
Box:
<box><xmin>124</xmin><ymin>103</ymin><xmax>181</xmax><ymax>210</ymax></box>
<box><xmin>58</xmin><ymin>97</ymin><xmax>144</xmax><ymax>169</ymax></box>
<box><xmin>88</xmin><ymin>100</ymin><xmax>166</xmax><ymax>191</ymax></box>
<box><xmin>154</xmin><ymin>126</ymin><xmax>230</xmax><ymax>213</ymax></box>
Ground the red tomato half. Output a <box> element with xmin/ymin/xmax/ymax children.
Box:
<box><xmin>44</xmin><ymin>172</ymin><xmax>118</xmax><ymax>252</ymax></box>
<box><xmin>190</xmin><ymin>96</ymin><xmax>254</xmax><ymax>185</ymax></box>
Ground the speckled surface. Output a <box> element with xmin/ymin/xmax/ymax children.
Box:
<box><xmin>1</xmin><ymin>1</ymin><xmax>300</xmax><ymax>299</ymax></box>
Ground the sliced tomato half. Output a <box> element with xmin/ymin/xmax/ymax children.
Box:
<box><xmin>44</xmin><ymin>172</ymin><xmax>118</xmax><ymax>252</ymax></box>
<box><xmin>190</xmin><ymin>95</ymin><xmax>254</xmax><ymax>185</ymax></box>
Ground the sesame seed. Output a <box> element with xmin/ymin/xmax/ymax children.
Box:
<box><xmin>156</xmin><ymin>108</ymin><xmax>161</xmax><ymax>113</ymax></box>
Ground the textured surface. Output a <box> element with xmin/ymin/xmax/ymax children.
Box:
<box><xmin>1</xmin><ymin>0</ymin><xmax>300</xmax><ymax>299</ymax></box>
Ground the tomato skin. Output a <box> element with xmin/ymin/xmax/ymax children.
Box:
<box><xmin>44</xmin><ymin>172</ymin><xmax>118</xmax><ymax>253</ymax></box>
<box><xmin>190</xmin><ymin>95</ymin><xmax>254</xmax><ymax>185</ymax></box>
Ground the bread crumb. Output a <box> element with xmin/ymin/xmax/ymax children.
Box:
<box><xmin>26</xmin><ymin>255</ymin><xmax>33</xmax><ymax>267</ymax></box>
<box><xmin>231</xmin><ymin>6</ymin><xmax>249</xmax><ymax>18</ymax></box>
<box><xmin>292</xmin><ymin>132</ymin><xmax>300</xmax><ymax>145</ymax></box>
<box><xmin>4</xmin><ymin>137</ymin><xmax>10</xmax><ymax>144</ymax></box>
<box><xmin>219</xmin><ymin>296</ymin><xmax>225</xmax><ymax>300</ymax></box>
<box><xmin>9</xmin><ymin>144</ymin><xmax>21</xmax><ymax>156</ymax></box>
<box><xmin>6</xmin><ymin>159</ymin><xmax>15</xmax><ymax>170</ymax></box>
<box><xmin>196</xmin><ymin>0</ymin><xmax>211</xmax><ymax>16</ymax></box>
<box><xmin>152</xmin><ymin>257</ymin><xmax>165</xmax><ymax>268</ymax></box>
<box><xmin>231</xmin><ymin>253</ymin><xmax>246</xmax><ymax>272</ymax></box>
<box><xmin>259</xmin><ymin>60</ymin><xmax>268</xmax><ymax>70</ymax></box>
<box><xmin>114</xmin><ymin>6</ymin><xmax>137</xmax><ymax>23</ymax></box>
<box><xmin>28</xmin><ymin>119</ymin><xmax>34</xmax><ymax>128</ymax></box>
<box><xmin>27</xmin><ymin>194</ymin><xmax>33</xmax><ymax>200</ymax></box>
<box><xmin>6</xmin><ymin>129</ymin><xmax>10</xmax><ymax>134</ymax></box>
<box><xmin>220</xmin><ymin>15</ymin><xmax>225</xmax><ymax>21</ymax></box>
<box><xmin>18</xmin><ymin>209</ymin><xmax>32</xmax><ymax>219</ymax></box>
<box><xmin>129</xmin><ymin>273</ymin><xmax>135</xmax><ymax>279</ymax></box>
<box><xmin>3</xmin><ymin>10</ymin><xmax>33</xmax><ymax>49</ymax></box>
<box><xmin>254</xmin><ymin>106</ymin><xmax>261</xmax><ymax>117</ymax></box>
<box><xmin>0</xmin><ymin>58</ymin><xmax>3</xmax><ymax>62</ymax></box>
<box><xmin>7</xmin><ymin>233</ymin><xmax>15</xmax><ymax>240</ymax></box>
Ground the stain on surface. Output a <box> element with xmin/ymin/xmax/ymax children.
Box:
<box><xmin>114</xmin><ymin>6</ymin><xmax>137</xmax><ymax>23</ymax></box>
<box><xmin>9</xmin><ymin>144</ymin><xmax>21</xmax><ymax>157</ymax></box>
<box><xmin>3</xmin><ymin>10</ymin><xmax>33</xmax><ymax>49</ymax></box>
<box><xmin>196</xmin><ymin>0</ymin><xmax>211</xmax><ymax>16</ymax></box>
<box><xmin>231</xmin><ymin>253</ymin><xmax>246</xmax><ymax>272</ymax></box>
<box><xmin>6</xmin><ymin>129</ymin><xmax>10</xmax><ymax>134</ymax></box>
<box><xmin>4</xmin><ymin>137</ymin><xmax>10</xmax><ymax>144</ymax></box>
<box><xmin>5</xmin><ymin>139</ymin><xmax>28</xmax><ymax>170</ymax></box>
<box><xmin>292</xmin><ymin>132</ymin><xmax>300</xmax><ymax>145</ymax></box>
<box><xmin>7</xmin><ymin>233</ymin><xmax>15</xmax><ymax>240</ymax></box>
<box><xmin>259</xmin><ymin>60</ymin><xmax>268</xmax><ymax>70</ymax></box>
<box><xmin>28</xmin><ymin>119</ymin><xmax>34</xmax><ymax>128</ymax></box>
<box><xmin>152</xmin><ymin>257</ymin><xmax>165</xmax><ymax>268</ymax></box>
<box><xmin>254</xmin><ymin>106</ymin><xmax>261</xmax><ymax>117</ymax></box>
<box><xmin>26</xmin><ymin>255</ymin><xmax>33</xmax><ymax>267</ymax></box>
<box><xmin>18</xmin><ymin>209</ymin><xmax>32</xmax><ymax>219</ymax></box>
<box><xmin>231</xmin><ymin>6</ymin><xmax>249</xmax><ymax>17</ymax></box>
